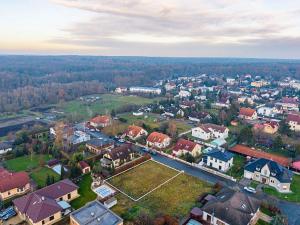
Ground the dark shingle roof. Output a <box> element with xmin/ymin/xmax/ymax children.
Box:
<box><xmin>206</xmin><ymin>149</ymin><xmax>233</xmax><ymax>162</ymax></box>
<box><xmin>202</xmin><ymin>189</ymin><xmax>261</xmax><ymax>225</ymax></box>
<box><xmin>245</xmin><ymin>158</ymin><xmax>293</xmax><ymax>183</ymax></box>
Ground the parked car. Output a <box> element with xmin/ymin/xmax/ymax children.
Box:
<box><xmin>244</xmin><ymin>186</ymin><xmax>256</xmax><ymax>194</ymax></box>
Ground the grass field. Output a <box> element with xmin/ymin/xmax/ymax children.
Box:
<box><xmin>30</xmin><ymin>167</ymin><xmax>60</xmax><ymax>187</ymax></box>
<box><xmin>109</xmin><ymin>160</ymin><xmax>212</xmax><ymax>220</ymax></box>
<box><xmin>71</xmin><ymin>174</ymin><xmax>97</xmax><ymax>209</ymax></box>
<box><xmin>108</xmin><ymin>160</ymin><xmax>179</xmax><ymax>199</ymax></box>
<box><xmin>4</xmin><ymin>154</ymin><xmax>53</xmax><ymax>172</ymax></box>
<box><xmin>60</xmin><ymin>94</ymin><xmax>162</xmax><ymax>120</ymax></box>
<box><xmin>263</xmin><ymin>175</ymin><xmax>300</xmax><ymax>202</ymax></box>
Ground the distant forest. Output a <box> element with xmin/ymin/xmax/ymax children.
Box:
<box><xmin>0</xmin><ymin>55</ymin><xmax>300</xmax><ymax>113</ymax></box>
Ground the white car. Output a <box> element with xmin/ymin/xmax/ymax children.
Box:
<box><xmin>244</xmin><ymin>186</ymin><xmax>256</xmax><ymax>194</ymax></box>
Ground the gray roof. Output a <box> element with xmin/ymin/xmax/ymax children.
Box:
<box><xmin>202</xmin><ymin>189</ymin><xmax>261</xmax><ymax>225</ymax></box>
<box><xmin>206</xmin><ymin>149</ymin><xmax>233</xmax><ymax>162</ymax></box>
<box><xmin>87</xmin><ymin>138</ymin><xmax>114</xmax><ymax>148</ymax></box>
<box><xmin>0</xmin><ymin>141</ymin><xmax>13</xmax><ymax>150</ymax></box>
<box><xmin>245</xmin><ymin>158</ymin><xmax>293</xmax><ymax>183</ymax></box>
<box><xmin>71</xmin><ymin>200</ymin><xmax>123</xmax><ymax>225</ymax></box>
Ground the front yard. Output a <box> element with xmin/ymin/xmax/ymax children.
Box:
<box><xmin>263</xmin><ymin>174</ymin><xmax>300</xmax><ymax>202</ymax></box>
<box><xmin>226</xmin><ymin>154</ymin><xmax>246</xmax><ymax>180</ymax></box>
<box><xmin>30</xmin><ymin>167</ymin><xmax>60</xmax><ymax>187</ymax></box>
<box><xmin>109</xmin><ymin>160</ymin><xmax>212</xmax><ymax>220</ymax></box>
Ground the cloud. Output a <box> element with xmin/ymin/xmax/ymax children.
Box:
<box><xmin>49</xmin><ymin>0</ymin><xmax>300</xmax><ymax>57</ymax></box>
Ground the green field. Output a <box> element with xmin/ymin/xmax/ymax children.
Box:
<box><xmin>110</xmin><ymin>160</ymin><xmax>212</xmax><ymax>220</ymax></box>
<box><xmin>71</xmin><ymin>174</ymin><xmax>97</xmax><ymax>209</ymax></box>
<box><xmin>60</xmin><ymin>94</ymin><xmax>162</xmax><ymax>120</ymax></box>
<box><xmin>4</xmin><ymin>154</ymin><xmax>53</xmax><ymax>172</ymax></box>
<box><xmin>108</xmin><ymin>160</ymin><xmax>179</xmax><ymax>199</ymax></box>
<box><xmin>264</xmin><ymin>174</ymin><xmax>300</xmax><ymax>202</ymax></box>
<box><xmin>30</xmin><ymin>167</ymin><xmax>60</xmax><ymax>187</ymax></box>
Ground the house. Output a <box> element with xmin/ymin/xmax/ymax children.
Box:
<box><xmin>129</xmin><ymin>86</ymin><xmax>161</xmax><ymax>95</ymax></box>
<box><xmin>239</xmin><ymin>107</ymin><xmax>258</xmax><ymax>120</ymax></box>
<box><xmin>115</xmin><ymin>87</ymin><xmax>127</xmax><ymax>93</ymax></box>
<box><xmin>251</xmin><ymin>80</ymin><xmax>269</xmax><ymax>87</ymax></box>
<box><xmin>162</xmin><ymin>107</ymin><xmax>184</xmax><ymax>118</ymax></box>
<box><xmin>70</xmin><ymin>200</ymin><xmax>123</xmax><ymax>225</ymax></box>
<box><xmin>101</xmin><ymin>144</ymin><xmax>134</xmax><ymax>168</ymax></box>
<box><xmin>0</xmin><ymin>141</ymin><xmax>13</xmax><ymax>155</ymax></box>
<box><xmin>123</xmin><ymin>125</ymin><xmax>148</xmax><ymax>140</ymax></box>
<box><xmin>172</xmin><ymin>139</ymin><xmax>202</xmax><ymax>157</ymax></box>
<box><xmin>146</xmin><ymin>132</ymin><xmax>171</xmax><ymax>149</ymax></box>
<box><xmin>253</xmin><ymin>121</ymin><xmax>279</xmax><ymax>134</ymax></box>
<box><xmin>78</xmin><ymin>161</ymin><xmax>90</xmax><ymax>174</ymax></box>
<box><xmin>0</xmin><ymin>168</ymin><xmax>30</xmax><ymax>200</ymax></box>
<box><xmin>201</xmin><ymin>189</ymin><xmax>261</xmax><ymax>225</ymax></box>
<box><xmin>257</xmin><ymin>106</ymin><xmax>277</xmax><ymax>117</ymax></box>
<box><xmin>180</xmin><ymin>101</ymin><xmax>196</xmax><ymax>109</ymax></box>
<box><xmin>192</xmin><ymin>124</ymin><xmax>229</xmax><ymax>140</ymax></box>
<box><xmin>276</xmin><ymin>97</ymin><xmax>299</xmax><ymax>112</ymax></box>
<box><xmin>13</xmin><ymin>179</ymin><xmax>79</xmax><ymax>225</ymax></box>
<box><xmin>286</xmin><ymin>113</ymin><xmax>300</xmax><ymax>132</ymax></box>
<box><xmin>203</xmin><ymin>149</ymin><xmax>233</xmax><ymax>172</ymax></box>
<box><xmin>188</xmin><ymin>112</ymin><xmax>211</xmax><ymax>123</ymax></box>
<box><xmin>165</xmin><ymin>82</ymin><xmax>176</xmax><ymax>91</ymax></box>
<box><xmin>178</xmin><ymin>90</ymin><xmax>191</xmax><ymax>98</ymax></box>
<box><xmin>244</xmin><ymin>158</ymin><xmax>293</xmax><ymax>193</ymax></box>
<box><xmin>89</xmin><ymin>115</ymin><xmax>111</xmax><ymax>128</ymax></box>
<box><xmin>67</xmin><ymin>131</ymin><xmax>90</xmax><ymax>145</ymax></box>
<box><xmin>214</xmin><ymin>98</ymin><xmax>230</xmax><ymax>108</ymax></box>
<box><xmin>86</xmin><ymin>138</ymin><xmax>114</xmax><ymax>154</ymax></box>
<box><xmin>238</xmin><ymin>96</ymin><xmax>254</xmax><ymax>105</ymax></box>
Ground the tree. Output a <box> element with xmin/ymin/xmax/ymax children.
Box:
<box><xmin>60</xmin><ymin>165</ymin><xmax>66</xmax><ymax>180</ymax></box>
<box><xmin>167</xmin><ymin>122</ymin><xmax>177</xmax><ymax>138</ymax></box>
<box><xmin>111</xmin><ymin>109</ymin><xmax>116</xmax><ymax>118</ymax></box>
<box><xmin>279</xmin><ymin>119</ymin><xmax>291</xmax><ymax>136</ymax></box>
<box><xmin>273</xmin><ymin>136</ymin><xmax>284</xmax><ymax>150</ymax></box>
<box><xmin>184</xmin><ymin>153</ymin><xmax>195</xmax><ymax>163</ymax></box>
<box><xmin>238</xmin><ymin>126</ymin><xmax>253</xmax><ymax>144</ymax></box>
<box><xmin>72</xmin><ymin>152</ymin><xmax>84</xmax><ymax>163</ymax></box>
<box><xmin>92</xmin><ymin>162</ymin><xmax>102</xmax><ymax>174</ymax></box>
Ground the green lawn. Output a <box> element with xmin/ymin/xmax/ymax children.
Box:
<box><xmin>256</xmin><ymin>219</ymin><xmax>270</xmax><ymax>225</ymax></box>
<box><xmin>226</xmin><ymin>155</ymin><xmax>246</xmax><ymax>179</ymax></box>
<box><xmin>108</xmin><ymin>160</ymin><xmax>179</xmax><ymax>199</ymax></box>
<box><xmin>31</xmin><ymin>167</ymin><xmax>60</xmax><ymax>187</ymax></box>
<box><xmin>110</xmin><ymin>160</ymin><xmax>212</xmax><ymax>220</ymax></box>
<box><xmin>250</xmin><ymin>181</ymin><xmax>260</xmax><ymax>189</ymax></box>
<box><xmin>264</xmin><ymin>175</ymin><xmax>300</xmax><ymax>202</ymax></box>
<box><xmin>60</xmin><ymin>94</ymin><xmax>162</xmax><ymax>120</ymax></box>
<box><xmin>4</xmin><ymin>154</ymin><xmax>53</xmax><ymax>172</ymax></box>
<box><xmin>71</xmin><ymin>174</ymin><xmax>97</xmax><ymax>209</ymax></box>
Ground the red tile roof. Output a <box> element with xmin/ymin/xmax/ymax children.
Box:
<box><xmin>229</xmin><ymin>144</ymin><xmax>291</xmax><ymax>167</ymax></box>
<box><xmin>79</xmin><ymin>161</ymin><xmax>90</xmax><ymax>169</ymax></box>
<box><xmin>90</xmin><ymin>115</ymin><xmax>110</xmax><ymax>124</ymax></box>
<box><xmin>0</xmin><ymin>168</ymin><xmax>29</xmax><ymax>193</ymax></box>
<box><xmin>239</xmin><ymin>107</ymin><xmax>256</xmax><ymax>117</ymax></box>
<box><xmin>125</xmin><ymin>125</ymin><xmax>144</xmax><ymax>138</ymax></box>
<box><xmin>287</xmin><ymin>113</ymin><xmax>300</xmax><ymax>124</ymax></box>
<box><xmin>173</xmin><ymin>139</ymin><xmax>198</xmax><ymax>152</ymax></box>
<box><xmin>147</xmin><ymin>132</ymin><xmax>170</xmax><ymax>144</ymax></box>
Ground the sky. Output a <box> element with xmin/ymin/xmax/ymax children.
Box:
<box><xmin>1</xmin><ymin>0</ymin><xmax>300</xmax><ymax>58</ymax></box>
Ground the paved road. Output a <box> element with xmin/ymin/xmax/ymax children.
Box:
<box><xmin>141</xmin><ymin>148</ymin><xmax>300</xmax><ymax>225</ymax></box>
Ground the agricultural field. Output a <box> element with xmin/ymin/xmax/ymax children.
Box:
<box><xmin>59</xmin><ymin>94</ymin><xmax>163</xmax><ymax>120</ymax></box>
<box><xmin>4</xmin><ymin>154</ymin><xmax>53</xmax><ymax>172</ymax></box>
<box><xmin>109</xmin><ymin>160</ymin><xmax>212</xmax><ymax>220</ymax></box>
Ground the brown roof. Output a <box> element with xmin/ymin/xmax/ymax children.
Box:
<box><xmin>147</xmin><ymin>132</ymin><xmax>170</xmax><ymax>144</ymax></box>
<box><xmin>229</xmin><ymin>144</ymin><xmax>291</xmax><ymax>167</ymax></box>
<box><xmin>0</xmin><ymin>168</ymin><xmax>29</xmax><ymax>193</ymax></box>
<box><xmin>287</xmin><ymin>113</ymin><xmax>300</xmax><ymax>124</ymax></box>
<box><xmin>106</xmin><ymin>144</ymin><xmax>134</xmax><ymax>160</ymax></box>
<box><xmin>199</xmin><ymin>123</ymin><xmax>227</xmax><ymax>133</ymax></box>
<box><xmin>239</xmin><ymin>107</ymin><xmax>256</xmax><ymax>117</ymax></box>
<box><xmin>90</xmin><ymin>115</ymin><xmax>110</xmax><ymax>124</ymax></box>
<box><xmin>173</xmin><ymin>139</ymin><xmax>198</xmax><ymax>152</ymax></box>
<box><xmin>79</xmin><ymin>161</ymin><xmax>90</xmax><ymax>169</ymax></box>
<box><xmin>282</xmin><ymin>97</ymin><xmax>298</xmax><ymax>104</ymax></box>
<box><xmin>125</xmin><ymin>125</ymin><xmax>144</xmax><ymax>138</ymax></box>
<box><xmin>13</xmin><ymin>179</ymin><xmax>78</xmax><ymax>223</ymax></box>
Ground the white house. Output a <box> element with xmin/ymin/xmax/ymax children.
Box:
<box><xmin>0</xmin><ymin>141</ymin><xmax>13</xmax><ymax>155</ymax></box>
<box><xmin>178</xmin><ymin>90</ymin><xmax>191</xmax><ymax>98</ymax></box>
<box><xmin>68</xmin><ymin>131</ymin><xmax>90</xmax><ymax>145</ymax></box>
<box><xmin>146</xmin><ymin>132</ymin><xmax>171</xmax><ymax>149</ymax></box>
<box><xmin>192</xmin><ymin>124</ymin><xmax>229</xmax><ymax>140</ymax></box>
<box><xmin>239</xmin><ymin>107</ymin><xmax>258</xmax><ymax>120</ymax></box>
<box><xmin>172</xmin><ymin>139</ymin><xmax>202</xmax><ymax>157</ymax></box>
<box><xmin>244</xmin><ymin>158</ymin><xmax>293</xmax><ymax>193</ymax></box>
<box><xmin>286</xmin><ymin>113</ymin><xmax>300</xmax><ymax>132</ymax></box>
<box><xmin>203</xmin><ymin>149</ymin><xmax>234</xmax><ymax>172</ymax></box>
<box><xmin>257</xmin><ymin>106</ymin><xmax>277</xmax><ymax>117</ymax></box>
<box><xmin>129</xmin><ymin>86</ymin><xmax>161</xmax><ymax>95</ymax></box>
<box><xmin>124</xmin><ymin>125</ymin><xmax>148</xmax><ymax>140</ymax></box>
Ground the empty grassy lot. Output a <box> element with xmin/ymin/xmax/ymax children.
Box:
<box><xmin>30</xmin><ymin>167</ymin><xmax>60</xmax><ymax>187</ymax></box>
<box><xmin>109</xmin><ymin>160</ymin><xmax>212</xmax><ymax>220</ymax></box>
<box><xmin>4</xmin><ymin>154</ymin><xmax>52</xmax><ymax>172</ymax></box>
<box><xmin>108</xmin><ymin>160</ymin><xmax>179</xmax><ymax>199</ymax></box>
<box><xmin>60</xmin><ymin>94</ymin><xmax>162</xmax><ymax>120</ymax></box>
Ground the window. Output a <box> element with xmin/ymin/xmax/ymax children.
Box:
<box><xmin>42</xmin><ymin>220</ymin><xmax>45</xmax><ymax>225</ymax></box>
<box><xmin>49</xmin><ymin>216</ymin><xmax>54</xmax><ymax>221</ymax></box>
<box><xmin>8</xmin><ymin>192</ymin><xmax>10</xmax><ymax>195</ymax></box>
<box><xmin>68</xmin><ymin>193</ymin><xmax>71</xmax><ymax>199</ymax></box>
<box><xmin>217</xmin><ymin>220</ymin><xmax>225</xmax><ymax>225</ymax></box>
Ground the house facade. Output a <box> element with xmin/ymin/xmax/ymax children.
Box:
<box><xmin>239</xmin><ymin>107</ymin><xmax>258</xmax><ymax>120</ymax></box>
<box><xmin>172</xmin><ymin>139</ymin><xmax>202</xmax><ymax>157</ymax></box>
<box><xmin>78</xmin><ymin>161</ymin><xmax>90</xmax><ymax>174</ymax></box>
<box><xmin>203</xmin><ymin>149</ymin><xmax>234</xmax><ymax>172</ymax></box>
<box><xmin>244</xmin><ymin>158</ymin><xmax>293</xmax><ymax>193</ymax></box>
<box><xmin>89</xmin><ymin>115</ymin><xmax>111</xmax><ymax>128</ymax></box>
<box><xmin>286</xmin><ymin>113</ymin><xmax>300</xmax><ymax>132</ymax></box>
<box><xmin>146</xmin><ymin>132</ymin><xmax>171</xmax><ymax>149</ymax></box>
<box><xmin>102</xmin><ymin>144</ymin><xmax>134</xmax><ymax>168</ymax></box>
<box><xmin>192</xmin><ymin>124</ymin><xmax>229</xmax><ymax>140</ymax></box>
<box><xmin>86</xmin><ymin>138</ymin><xmax>114</xmax><ymax>154</ymax></box>
<box><xmin>13</xmin><ymin>179</ymin><xmax>79</xmax><ymax>225</ymax></box>
<box><xmin>0</xmin><ymin>168</ymin><xmax>30</xmax><ymax>200</ymax></box>
<box><xmin>124</xmin><ymin>125</ymin><xmax>148</xmax><ymax>140</ymax></box>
